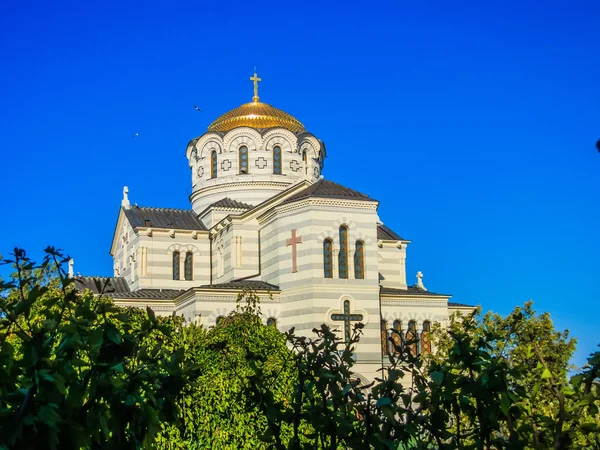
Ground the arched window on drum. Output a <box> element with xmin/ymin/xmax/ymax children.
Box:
<box><xmin>239</xmin><ymin>146</ymin><xmax>249</xmax><ymax>174</ymax></box>
<box><xmin>210</xmin><ymin>151</ymin><xmax>217</xmax><ymax>179</ymax></box>
<box><xmin>273</xmin><ymin>146</ymin><xmax>282</xmax><ymax>174</ymax></box>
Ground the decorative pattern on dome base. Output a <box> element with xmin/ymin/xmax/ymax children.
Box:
<box><xmin>207</xmin><ymin>101</ymin><xmax>305</xmax><ymax>133</ymax></box>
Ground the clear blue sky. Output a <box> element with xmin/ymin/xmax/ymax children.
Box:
<box><xmin>1</xmin><ymin>0</ymin><xmax>598</xmax><ymax>366</ymax></box>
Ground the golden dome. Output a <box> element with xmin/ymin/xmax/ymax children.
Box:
<box><xmin>207</xmin><ymin>101</ymin><xmax>305</xmax><ymax>133</ymax></box>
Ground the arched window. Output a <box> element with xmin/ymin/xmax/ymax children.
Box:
<box><xmin>354</xmin><ymin>240</ymin><xmax>364</xmax><ymax>279</ymax></box>
<box><xmin>323</xmin><ymin>239</ymin><xmax>333</xmax><ymax>278</ymax></box>
<box><xmin>267</xmin><ymin>317</ymin><xmax>277</xmax><ymax>327</ymax></box>
<box><xmin>407</xmin><ymin>320</ymin><xmax>418</xmax><ymax>357</ymax></box>
<box><xmin>391</xmin><ymin>320</ymin><xmax>402</xmax><ymax>355</ymax></box>
<box><xmin>216</xmin><ymin>316</ymin><xmax>225</xmax><ymax>325</ymax></box>
<box><xmin>172</xmin><ymin>251</ymin><xmax>180</xmax><ymax>280</ymax></box>
<box><xmin>211</xmin><ymin>151</ymin><xmax>217</xmax><ymax>179</ymax></box>
<box><xmin>302</xmin><ymin>150</ymin><xmax>307</xmax><ymax>163</ymax></box>
<box><xmin>381</xmin><ymin>319</ymin><xmax>388</xmax><ymax>356</ymax></box>
<box><xmin>338</xmin><ymin>226</ymin><xmax>348</xmax><ymax>279</ymax></box>
<box><xmin>273</xmin><ymin>146</ymin><xmax>282</xmax><ymax>174</ymax></box>
<box><xmin>421</xmin><ymin>321</ymin><xmax>432</xmax><ymax>355</ymax></box>
<box><xmin>239</xmin><ymin>146</ymin><xmax>249</xmax><ymax>174</ymax></box>
<box><xmin>184</xmin><ymin>252</ymin><xmax>193</xmax><ymax>281</ymax></box>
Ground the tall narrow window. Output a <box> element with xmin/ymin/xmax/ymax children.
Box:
<box><xmin>172</xmin><ymin>251</ymin><xmax>180</xmax><ymax>280</ymax></box>
<box><xmin>239</xmin><ymin>146</ymin><xmax>248</xmax><ymax>174</ymax></box>
<box><xmin>338</xmin><ymin>226</ymin><xmax>348</xmax><ymax>279</ymax></box>
<box><xmin>381</xmin><ymin>319</ymin><xmax>388</xmax><ymax>356</ymax></box>
<box><xmin>421</xmin><ymin>321</ymin><xmax>432</xmax><ymax>355</ymax></box>
<box><xmin>267</xmin><ymin>317</ymin><xmax>277</xmax><ymax>327</ymax></box>
<box><xmin>323</xmin><ymin>239</ymin><xmax>333</xmax><ymax>278</ymax></box>
<box><xmin>354</xmin><ymin>240</ymin><xmax>364</xmax><ymax>279</ymax></box>
<box><xmin>407</xmin><ymin>320</ymin><xmax>418</xmax><ymax>357</ymax></box>
<box><xmin>273</xmin><ymin>146</ymin><xmax>282</xmax><ymax>174</ymax></box>
<box><xmin>392</xmin><ymin>320</ymin><xmax>402</xmax><ymax>355</ymax></box>
<box><xmin>184</xmin><ymin>252</ymin><xmax>193</xmax><ymax>281</ymax></box>
<box><xmin>302</xmin><ymin>150</ymin><xmax>307</xmax><ymax>163</ymax></box>
<box><xmin>211</xmin><ymin>151</ymin><xmax>217</xmax><ymax>179</ymax></box>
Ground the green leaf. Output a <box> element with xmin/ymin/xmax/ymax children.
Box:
<box><xmin>376</xmin><ymin>397</ymin><xmax>392</xmax><ymax>407</ymax></box>
<box><xmin>430</xmin><ymin>371</ymin><xmax>444</xmax><ymax>386</ymax></box>
<box><xmin>541</xmin><ymin>368</ymin><xmax>552</xmax><ymax>379</ymax></box>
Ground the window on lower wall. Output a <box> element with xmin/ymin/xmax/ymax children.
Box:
<box><xmin>421</xmin><ymin>321</ymin><xmax>432</xmax><ymax>355</ymax></box>
<box><xmin>267</xmin><ymin>317</ymin><xmax>277</xmax><ymax>327</ymax></box>
<box><xmin>172</xmin><ymin>251</ymin><xmax>180</xmax><ymax>280</ymax></box>
<box><xmin>338</xmin><ymin>226</ymin><xmax>348</xmax><ymax>279</ymax></box>
<box><xmin>354</xmin><ymin>240</ymin><xmax>364</xmax><ymax>279</ymax></box>
<box><xmin>323</xmin><ymin>238</ymin><xmax>333</xmax><ymax>278</ymax></box>
<box><xmin>391</xmin><ymin>320</ymin><xmax>402</xmax><ymax>355</ymax></box>
<box><xmin>184</xmin><ymin>252</ymin><xmax>193</xmax><ymax>281</ymax></box>
<box><xmin>407</xmin><ymin>320</ymin><xmax>418</xmax><ymax>357</ymax></box>
<box><xmin>381</xmin><ymin>319</ymin><xmax>389</xmax><ymax>356</ymax></box>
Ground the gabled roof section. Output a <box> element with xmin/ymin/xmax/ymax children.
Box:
<box><xmin>380</xmin><ymin>285</ymin><xmax>451</xmax><ymax>297</ymax></box>
<box><xmin>199</xmin><ymin>198</ymin><xmax>255</xmax><ymax>218</ymax></box>
<box><xmin>124</xmin><ymin>206</ymin><xmax>207</xmax><ymax>230</ymax></box>
<box><xmin>209</xmin><ymin>198</ymin><xmax>254</xmax><ymax>210</ymax></box>
<box><xmin>199</xmin><ymin>280</ymin><xmax>280</xmax><ymax>291</ymax></box>
<box><xmin>377</xmin><ymin>224</ymin><xmax>405</xmax><ymax>241</ymax></box>
<box><xmin>282</xmin><ymin>179</ymin><xmax>377</xmax><ymax>205</ymax></box>
<box><xmin>113</xmin><ymin>289</ymin><xmax>184</xmax><ymax>300</ymax></box>
<box><xmin>74</xmin><ymin>276</ymin><xmax>131</xmax><ymax>295</ymax></box>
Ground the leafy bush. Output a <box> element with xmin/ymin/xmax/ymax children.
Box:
<box><xmin>1</xmin><ymin>247</ymin><xmax>598</xmax><ymax>450</ymax></box>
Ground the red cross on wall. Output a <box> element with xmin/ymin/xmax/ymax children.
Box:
<box><xmin>286</xmin><ymin>229</ymin><xmax>303</xmax><ymax>273</ymax></box>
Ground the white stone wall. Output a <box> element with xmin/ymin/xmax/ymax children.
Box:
<box><xmin>256</xmin><ymin>198</ymin><xmax>383</xmax><ymax>378</ymax></box>
<box><xmin>377</xmin><ymin>241</ymin><xmax>408</xmax><ymax>288</ymax></box>
<box><xmin>188</xmin><ymin>128</ymin><xmax>325</xmax><ymax>214</ymax></box>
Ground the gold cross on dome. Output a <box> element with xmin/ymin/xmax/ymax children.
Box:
<box><xmin>250</xmin><ymin>71</ymin><xmax>262</xmax><ymax>102</ymax></box>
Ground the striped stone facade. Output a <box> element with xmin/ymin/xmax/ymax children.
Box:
<box><xmin>88</xmin><ymin>108</ymin><xmax>476</xmax><ymax>382</ymax></box>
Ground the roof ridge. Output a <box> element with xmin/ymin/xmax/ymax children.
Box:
<box><xmin>132</xmin><ymin>205</ymin><xmax>197</xmax><ymax>213</ymax></box>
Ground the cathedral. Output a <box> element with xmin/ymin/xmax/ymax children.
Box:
<box><xmin>77</xmin><ymin>73</ymin><xmax>474</xmax><ymax>381</ymax></box>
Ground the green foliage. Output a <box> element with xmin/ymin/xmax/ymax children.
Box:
<box><xmin>155</xmin><ymin>289</ymin><xmax>296</xmax><ymax>449</ymax></box>
<box><xmin>0</xmin><ymin>248</ymin><xmax>194</xmax><ymax>449</ymax></box>
<box><xmin>1</xmin><ymin>247</ymin><xmax>598</xmax><ymax>450</ymax></box>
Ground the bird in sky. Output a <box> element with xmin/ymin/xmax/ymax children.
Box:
<box><xmin>132</xmin><ymin>132</ymin><xmax>139</xmax><ymax>138</ymax></box>
<box><xmin>194</xmin><ymin>105</ymin><xmax>202</xmax><ymax>112</ymax></box>
<box><xmin>596</xmin><ymin>138</ymin><xmax>600</xmax><ymax>152</ymax></box>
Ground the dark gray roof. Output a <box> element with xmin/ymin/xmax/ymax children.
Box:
<box><xmin>113</xmin><ymin>289</ymin><xmax>185</xmax><ymax>300</ymax></box>
<box><xmin>74</xmin><ymin>276</ymin><xmax>131</xmax><ymax>295</ymax></box>
<box><xmin>448</xmin><ymin>302</ymin><xmax>476</xmax><ymax>308</ymax></box>
<box><xmin>377</xmin><ymin>224</ymin><xmax>405</xmax><ymax>241</ymax></box>
<box><xmin>380</xmin><ymin>285</ymin><xmax>451</xmax><ymax>297</ymax></box>
<box><xmin>199</xmin><ymin>280</ymin><xmax>280</xmax><ymax>291</ymax></box>
<box><xmin>124</xmin><ymin>206</ymin><xmax>207</xmax><ymax>230</ymax></box>
<box><xmin>283</xmin><ymin>179</ymin><xmax>377</xmax><ymax>204</ymax></box>
<box><xmin>208</xmin><ymin>198</ymin><xmax>254</xmax><ymax>210</ymax></box>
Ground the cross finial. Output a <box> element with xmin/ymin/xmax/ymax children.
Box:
<box><xmin>416</xmin><ymin>271</ymin><xmax>427</xmax><ymax>291</ymax></box>
<box><xmin>121</xmin><ymin>186</ymin><xmax>130</xmax><ymax>208</ymax></box>
<box><xmin>250</xmin><ymin>70</ymin><xmax>262</xmax><ymax>102</ymax></box>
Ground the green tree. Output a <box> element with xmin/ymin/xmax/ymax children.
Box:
<box><xmin>156</xmin><ymin>290</ymin><xmax>296</xmax><ymax>449</ymax></box>
<box><xmin>0</xmin><ymin>248</ymin><xmax>193</xmax><ymax>449</ymax></box>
